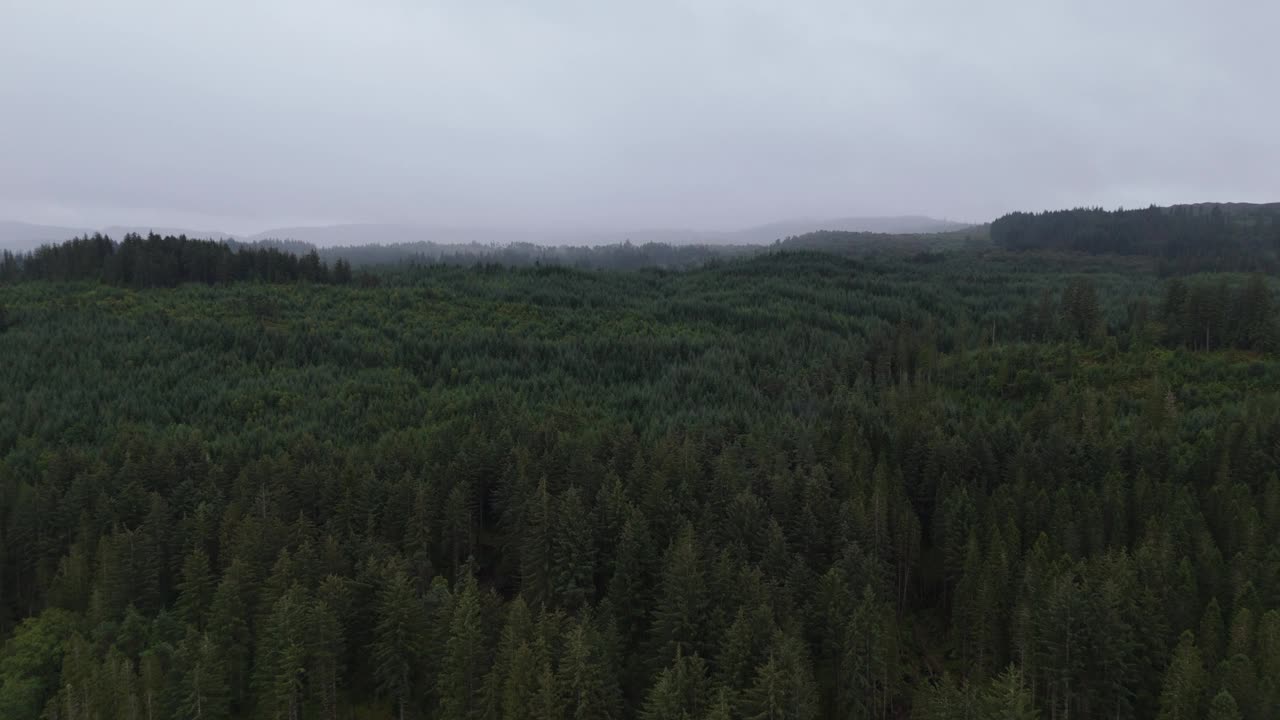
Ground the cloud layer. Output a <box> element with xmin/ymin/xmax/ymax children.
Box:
<box><xmin>3</xmin><ymin>0</ymin><xmax>1276</xmax><ymax>232</ymax></box>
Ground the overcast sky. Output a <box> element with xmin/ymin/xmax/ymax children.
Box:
<box><xmin>2</xmin><ymin>0</ymin><xmax>1277</xmax><ymax>234</ymax></box>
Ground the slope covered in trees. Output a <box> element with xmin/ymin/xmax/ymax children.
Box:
<box><xmin>1</xmin><ymin>233</ymin><xmax>351</xmax><ymax>288</ymax></box>
<box><xmin>990</xmin><ymin>203</ymin><xmax>1280</xmax><ymax>272</ymax></box>
<box><xmin>1</xmin><ymin>246</ymin><xmax>1279</xmax><ymax>719</ymax></box>
<box><xmin>0</xmin><ymin>233</ymin><xmax>753</xmax><ymax>282</ymax></box>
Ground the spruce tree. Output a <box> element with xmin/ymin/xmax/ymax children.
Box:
<box><xmin>440</xmin><ymin>574</ymin><xmax>488</xmax><ymax>720</ymax></box>
<box><xmin>373</xmin><ymin>569</ymin><xmax>425</xmax><ymax>720</ymax></box>
<box><xmin>174</xmin><ymin>627</ymin><xmax>231</xmax><ymax>720</ymax></box>
<box><xmin>649</xmin><ymin>525</ymin><xmax>707</xmax><ymax>669</ymax></box>
<box><xmin>1207</xmin><ymin>690</ymin><xmax>1243</xmax><ymax>720</ymax></box>
<box><xmin>1157</xmin><ymin>631</ymin><xmax>1205</xmax><ymax>720</ymax></box>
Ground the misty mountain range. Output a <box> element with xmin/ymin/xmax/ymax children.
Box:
<box><xmin>0</xmin><ymin>216</ymin><xmax>971</xmax><ymax>253</ymax></box>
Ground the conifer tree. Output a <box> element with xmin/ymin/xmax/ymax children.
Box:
<box><xmin>649</xmin><ymin>525</ymin><xmax>707</xmax><ymax>669</ymax></box>
<box><xmin>309</xmin><ymin>597</ymin><xmax>346</xmax><ymax>720</ymax></box>
<box><xmin>174</xmin><ymin>627</ymin><xmax>231</xmax><ymax>720</ymax></box>
<box><xmin>553</xmin><ymin>487</ymin><xmax>596</xmax><ymax>610</ymax></box>
<box><xmin>255</xmin><ymin>584</ymin><xmax>312</xmax><ymax>720</ymax></box>
<box><xmin>1207</xmin><ymin>690</ymin><xmax>1243</xmax><ymax>720</ymax></box>
<box><xmin>440</xmin><ymin>573</ymin><xmax>488</xmax><ymax>720</ymax></box>
<box><xmin>176</xmin><ymin>548</ymin><xmax>215</xmax><ymax>628</ymax></box>
<box><xmin>979</xmin><ymin>666</ymin><xmax>1039</xmax><ymax>720</ymax></box>
<box><xmin>738</xmin><ymin>633</ymin><xmax>819</xmax><ymax>720</ymax></box>
<box><xmin>373</xmin><ymin>570</ymin><xmax>425</xmax><ymax>720</ymax></box>
<box><xmin>558</xmin><ymin>616</ymin><xmax>622</xmax><ymax>720</ymax></box>
<box><xmin>1157</xmin><ymin>631</ymin><xmax>1205</xmax><ymax>720</ymax></box>
<box><xmin>640</xmin><ymin>649</ymin><xmax>710</xmax><ymax>720</ymax></box>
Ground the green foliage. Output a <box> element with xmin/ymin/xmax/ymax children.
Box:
<box><xmin>372</xmin><ymin>570</ymin><xmax>424</xmax><ymax>719</ymax></box>
<box><xmin>2</xmin><ymin>246</ymin><xmax>1280</xmax><ymax>718</ymax></box>
<box><xmin>0</xmin><ymin>610</ymin><xmax>78</xmax><ymax>718</ymax></box>
<box><xmin>991</xmin><ymin>203</ymin><xmax>1280</xmax><ymax>271</ymax></box>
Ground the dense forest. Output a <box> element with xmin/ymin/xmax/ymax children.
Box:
<box><xmin>0</xmin><ymin>234</ymin><xmax>759</xmax><ymax>286</ymax></box>
<box><xmin>990</xmin><ymin>203</ymin><xmax>1280</xmax><ymax>272</ymax></box>
<box><xmin>1</xmin><ymin>232</ymin><xmax>1279</xmax><ymax>719</ymax></box>
<box><xmin>0</xmin><ymin>234</ymin><xmax>354</xmax><ymax>289</ymax></box>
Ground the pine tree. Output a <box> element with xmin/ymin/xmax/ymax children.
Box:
<box><xmin>309</xmin><ymin>597</ymin><xmax>345</xmax><ymax>720</ymax></box>
<box><xmin>979</xmin><ymin>666</ymin><xmax>1039</xmax><ymax>720</ymax></box>
<box><xmin>174</xmin><ymin>627</ymin><xmax>231</xmax><ymax>720</ymax></box>
<box><xmin>1062</xmin><ymin>277</ymin><xmax>1102</xmax><ymax>343</ymax></box>
<box><xmin>139</xmin><ymin>647</ymin><xmax>171</xmax><ymax>720</ymax></box>
<box><xmin>640</xmin><ymin>649</ymin><xmax>710</xmax><ymax>720</ymax></box>
<box><xmin>1256</xmin><ymin>610</ymin><xmax>1280</xmax><ymax>718</ymax></box>
<box><xmin>952</xmin><ymin>532</ymin><xmax>985</xmax><ymax>672</ymax></box>
<box><xmin>105</xmin><ymin>646</ymin><xmax>143</xmax><ymax>720</ymax></box>
<box><xmin>1157</xmin><ymin>631</ymin><xmax>1205</xmax><ymax>720</ymax></box>
<box><xmin>1207</xmin><ymin>690</ymin><xmax>1243</xmax><ymax>720</ymax></box>
<box><xmin>701</xmin><ymin>687</ymin><xmax>735</xmax><ymax>720</ymax></box>
<box><xmin>497</xmin><ymin>641</ymin><xmax>542</xmax><ymax>720</ymax></box>
<box><xmin>207</xmin><ymin>559</ymin><xmax>253</xmax><ymax>707</ymax></box>
<box><xmin>255</xmin><ymin>584</ymin><xmax>312</xmax><ymax>720</ymax></box>
<box><xmin>533</xmin><ymin>661</ymin><xmax>563</xmax><ymax>720</ymax></box>
<box><xmin>332</xmin><ymin>258</ymin><xmax>353</xmax><ymax>284</ymax></box>
<box><xmin>810</xmin><ymin>566</ymin><xmax>852</xmax><ymax>718</ymax></box>
<box><xmin>553</xmin><ymin>487</ymin><xmax>596</xmax><ymax>610</ymax></box>
<box><xmin>608</xmin><ymin>505</ymin><xmax>654</xmax><ymax>654</ymax></box>
<box><xmin>558</xmin><ymin>616</ymin><xmax>622</xmax><ymax>720</ymax></box>
<box><xmin>522</xmin><ymin>478</ymin><xmax>556</xmax><ymax>608</ymax></box>
<box><xmin>844</xmin><ymin>584</ymin><xmax>895</xmax><ymax>720</ymax></box>
<box><xmin>1226</xmin><ymin>607</ymin><xmax>1254</xmax><ymax>661</ymax></box>
<box><xmin>649</xmin><ymin>525</ymin><xmax>707</xmax><ymax>669</ymax></box>
<box><xmin>1216</xmin><ymin>654</ymin><xmax>1256</xmax><ymax>720</ymax></box>
<box><xmin>1200</xmin><ymin>599</ymin><xmax>1226</xmax><ymax>669</ymax></box>
<box><xmin>57</xmin><ymin>633</ymin><xmax>101</xmax><ymax>720</ymax></box>
<box><xmin>176</xmin><ymin>548</ymin><xmax>216</xmax><ymax>629</ymax></box>
<box><xmin>440</xmin><ymin>574</ymin><xmax>489</xmax><ymax>720</ymax></box>
<box><xmin>482</xmin><ymin>596</ymin><xmax>533</xmax><ymax>720</ymax></box>
<box><xmin>373</xmin><ymin>569</ymin><xmax>425</xmax><ymax>720</ymax></box>
<box><xmin>739</xmin><ymin>633</ymin><xmax>819</xmax><ymax>720</ymax></box>
<box><xmin>720</xmin><ymin>602</ymin><xmax>779</xmax><ymax>700</ymax></box>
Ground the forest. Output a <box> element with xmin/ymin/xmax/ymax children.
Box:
<box><xmin>1</xmin><ymin>231</ymin><xmax>1279</xmax><ymax>720</ymax></box>
<box><xmin>990</xmin><ymin>203</ymin><xmax>1280</xmax><ymax>273</ymax></box>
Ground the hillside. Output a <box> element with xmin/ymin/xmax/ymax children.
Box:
<box><xmin>990</xmin><ymin>202</ymin><xmax>1280</xmax><ymax>270</ymax></box>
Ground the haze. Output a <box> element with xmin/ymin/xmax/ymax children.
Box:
<box><xmin>2</xmin><ymin>0</ymin><xmax>1277</xmax><ymax>235</ymax></box>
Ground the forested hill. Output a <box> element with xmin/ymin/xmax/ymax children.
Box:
<box><xmin>0</xmin><ymin>233</ymin><xmax>753</xmax><ymax>282</ymax></box>
<box><xmin>0</xmin><ymin>233</ymin><xmax>355</xmax><ymax>287</ymax></box>
<box><xmin>990</xmin><ymin>203</ymin><xmax>1280</xmax><ymax>271</ymax></box>
<box><xmin>777</xmin><ymin>227</ymin><xmax>988</xmax><ymax>256</ymax></box>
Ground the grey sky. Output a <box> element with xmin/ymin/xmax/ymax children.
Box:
<box><xmin>2</xmin><ymin>0</ymin><xmax>1277</xmax><ymax>234</ymax></box>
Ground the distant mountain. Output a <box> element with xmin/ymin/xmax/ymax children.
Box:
<box><xmin>0</xmin><ymin>221</ymin><xmax>93</xmax><ymax>252</ymax></box>
<box><xmin>0</xmin><ymin>215</ymin><xmax>971</xmax><ymax>252</ymax></box>
<box><xmin>245</xmin><ymin>216</ymin><xmax>971</xmax><ymax>247</ymax></box>
<box><xmin>729</xmin><ymin>216</ymin><xmax>972</xmax><ymax>244</ymax></box>
<box><xmin>102</xmin><ymin>225</ymin><xmax>236</xmax><ymax>241</ymax></box>
<box><xmin>0</xmin><ymin>221</ymin><xmax>238</xmax><ymax>251</ymax></box>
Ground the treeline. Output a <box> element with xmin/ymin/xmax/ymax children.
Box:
<box><xmin>0</xmin><ymin>234</ymin><xmax>756</xmax><ymax>284</ymax></box>
<box><xmin>319</xmin><ymin>240</ymin><xmax>755</xmax><ymax>271</ymax></box>
<box><xmin>0</xmin><ymin>234</ymin><xmax>354</xmax><ymax>288</ymax></box>
<box><xmin>991</xmin><ymin>204</ymin><xmax>1280</xmax><ymax>271</ymax></box>
<box><xmin>777</xmin><ymin>228</ymin><xmax>986</xmax><ymax>257</ymax></box>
